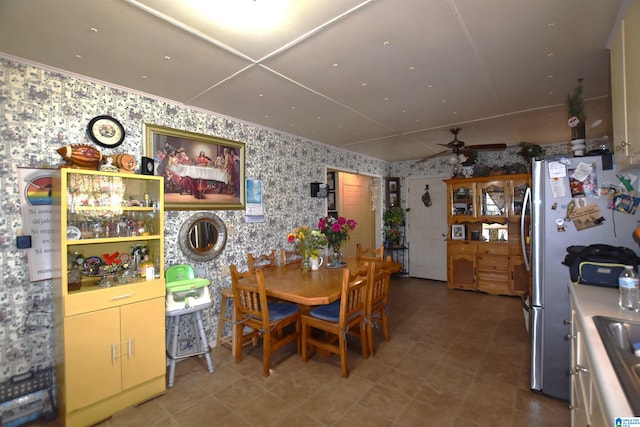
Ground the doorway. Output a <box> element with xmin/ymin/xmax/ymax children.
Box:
<box><xmin>407</xmin><ymin>176</ymin><xmax>448</xmax><ymax>281</ymax></box>
<box><xmin>328</xmin><ymin>169</ymin><xmax>378</xmax><ymax>257</ymax></box>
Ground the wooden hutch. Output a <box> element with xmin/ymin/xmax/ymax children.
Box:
<box><xmin>445</xmin><ymin>173</ymin><xmax>531</xmax><ymax>296</ymax></box>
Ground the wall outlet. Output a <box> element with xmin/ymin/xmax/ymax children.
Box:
<box><xmin>221</xmin><ymin>264</ymin><xmax>229</xmax><ymax>277</ymax></box>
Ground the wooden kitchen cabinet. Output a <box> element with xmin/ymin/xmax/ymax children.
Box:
<box><xmin>447</xmin><ymin>242</ymin><xmax>477</xmax><ymax>290</ymax></box>
<box><xmin>445</xmin><ymin>174</ymin><xmax>531</xmax><ymax>296</ymax></box>
<box><xmin>476</xmin><ymin>244</ymin><xmax>509</xmax><ymax>294</ymax></box>
<box><xmin>612</xmin><ymin>0</ymin><xmax>640</xmax><ymax>170</ymax></box>
<box><xmin>569</xmin><ymin>305</ymin><xmax>606</xmax><ymax>427</ymax></box>
<box><xmin>53</xmin><ymin>169</ymin><xmax>166</xmax><ymax>427</ymax></box>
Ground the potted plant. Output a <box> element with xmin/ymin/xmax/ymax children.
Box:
<box><xmin>517</xmin><ymin>142</ymin><xmax>546</xmax><ymax>168</ymax></box>
<box><xmin>383</xmin><ymin>207</ymin><xmax>409</xmax><ymax>247</ymax></box>
<box><xmin>566</xmin><ymin>78</ymin><xmax>586</xmax><ymax>141</ymax></box>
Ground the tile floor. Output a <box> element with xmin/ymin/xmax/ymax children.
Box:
<box><xmin>34</xmin><ymin>277</ymin><xmax>570</xmax><ymax>426</ymax></box>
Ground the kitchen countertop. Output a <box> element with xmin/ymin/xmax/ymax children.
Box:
<box><xmin>568</xmin><ymin>282</ymin><xmax>639</xmax><ymax>419</ymax></box>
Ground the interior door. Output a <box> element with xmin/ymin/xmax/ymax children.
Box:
<box><xmin>408</xmin><ymin>176</ymin><xmax>447</xmax><ymax>281</ymax></box>
<box><xmin>339</xmin><ymin>172</ymin><xmax>374</xmax><ymax>257</ymax></box>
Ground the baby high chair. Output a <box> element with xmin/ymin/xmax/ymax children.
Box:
<box><xmin>165</xmin><ymin>265</ymin><xmax>214</xmax><ymax>387</ymax></box>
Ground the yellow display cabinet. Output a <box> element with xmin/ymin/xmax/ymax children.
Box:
<box><xmin>52</xmin><ymin>169</ymin><xmax>166</xmax><ymax>427</ymax></box>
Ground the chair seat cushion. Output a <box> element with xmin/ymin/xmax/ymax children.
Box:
<box><xmin>309</xmin><ymin>300</ymin><xmax>340</xmax><ymax>321</ymax></box>
<box><xmin>267</xmin><ymin>301</ymin><xmax>299</xmax><ymax>321</ymax></box>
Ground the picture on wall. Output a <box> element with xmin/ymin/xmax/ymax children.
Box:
<box><xmin>327</xmin><ymin>171</ymin><xmax>336</xmax><ymax>191</ymax></box>
<box><xmin>385</xmin><ymin>177</ymin><xmax>400</xmax><ymax>208</ymax></box>
<box><xmin>144</xmin><ymin>124</ymin><xmax>245</xmax><ymax>210</ymax></box>
<box><xmin>327</xmin><ymin>191</ymin><xmax>336</xmax><ymax>210</ymax></box>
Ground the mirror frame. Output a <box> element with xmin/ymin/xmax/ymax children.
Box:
<box><xmin>178</xmin><ymin>212</ymin><xmax>228</xmax><ymax>262</ymax></box>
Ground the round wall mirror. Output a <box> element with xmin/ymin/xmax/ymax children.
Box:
<box><xmin>178</xmin><ymin>212</ymin><xmax>227</xmax><ymax>262</ymax></box>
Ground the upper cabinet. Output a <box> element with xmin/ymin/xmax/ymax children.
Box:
<box><xmin>448</xmin><ymin>181</ymin><xmax>476</xmax><ymax>222</ymax></box>
<box><xmin>509</xmin><ymin>178</ymin><xmax>530</xmax><ymax>220</ymax></box>
<box><xmin>445</xmin><ymin>174</ymin><xmax>530</xmax><ymax>223</ymax></box>
<box><xmin>478</xmin><ymin>179</ymin><xmax>506</xmax><ymax>221</ymax></box>
<box><xmin>612</xmin><ymin>0</ymin><xmax>640</xmax><ymax>170</ymax></box>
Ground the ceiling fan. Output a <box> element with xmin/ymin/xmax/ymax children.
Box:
<box><xmin>415</xmin><ymin>128</ymin><xmax>507</xmax><ymax>164</ymax></box>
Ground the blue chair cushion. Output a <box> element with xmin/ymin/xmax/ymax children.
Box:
<box><xmin>309</xmin><ymin>300</ymin><xmax>340</xmax><ymax>322</ymax></box>
<box><xmin>267</xmin><ymin>301</ymin><xmax>299</xmax><ymax>321</ymax></box>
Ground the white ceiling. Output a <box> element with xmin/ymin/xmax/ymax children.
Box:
<box><xmin>0</xmin><ymin>0</ymin><xmax>624</xmax><ymax>162</ymax></box>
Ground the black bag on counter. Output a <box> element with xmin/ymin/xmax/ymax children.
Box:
<box><xmin>562</xmin><ymin>244</ymin><xmax>640</xmax><ymax>287</ymax></box>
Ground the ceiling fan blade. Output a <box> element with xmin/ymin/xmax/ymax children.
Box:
<box><xmin>465</xmin><ymin>143</ymin><xmax>507</xmax><ymax>151</ymax></box>
<box><xmin>413</xmin><ymin>150</ymin><xmax>450</xmax><ymax>164</ymax></box>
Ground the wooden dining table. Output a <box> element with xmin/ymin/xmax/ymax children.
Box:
<box><xmin>257</xmin><ymin>256</ymin><xmax>400</xmax><ymax>306</ymax></box>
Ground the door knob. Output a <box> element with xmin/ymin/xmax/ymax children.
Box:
<box><xmin>441</xmin><ymin>232</ymin><xmax>447</xmax><ymax>237</ymax></box>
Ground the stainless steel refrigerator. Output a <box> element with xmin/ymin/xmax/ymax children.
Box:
<box><xmin>525</xmin><ymin>154</ymin><xmax>639</xmax><ymax>401</ymax></box>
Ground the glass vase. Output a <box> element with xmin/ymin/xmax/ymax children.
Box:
<box><xmin>301</xmin><ymin>256</ymin><xmax>311</xmax><ymax>273</ymax></box>
<box><xmin>329</xmin><ymin>243</ymin><xmax>343</xmax><ymax>267</ymax></box>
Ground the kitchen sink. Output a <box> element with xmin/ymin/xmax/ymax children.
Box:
<box><xmin>593</xmin><ymin>316</ymin><xmax>640</xmax><ymax>415</ymax></box>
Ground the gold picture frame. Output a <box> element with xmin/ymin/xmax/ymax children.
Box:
<box><xmin>144</xmin><ymin>124</ymin><xmax>245</xmax><ymax>210</ymax></box>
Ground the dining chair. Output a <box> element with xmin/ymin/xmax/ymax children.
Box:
<box><xmin>216</xmin><ymin>286</ymin><xmax>256</xmax><ymax>357</ymax></box>
<box><xmin>356</xmin><ymin>243</ymin><xmax>384</xmax><ymax>261</ymax></box>
<box><xmin>364</xmin><ymin>257</ymin><xmax>393</xmax><ymax>356</ymax></box>
<box><xmin>247</xmin><ymin>250</ymin><xmax>278</xmax><ymax>272</ymax></box>
<box><xmin>230</xmin><ymin>265</ymin><xmax>301</xmax><ymax>376</ymax></box>
<box><xmin>280</xmin><ymin>248</ymin><xmax>302</xmax><ymax>268</ymax></box>
<box><xmin>301</xmin><ymin>266</ymin><xmax>369</xmax><ymax>378</ymax></box>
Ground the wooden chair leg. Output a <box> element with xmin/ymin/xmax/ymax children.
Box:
<box><xmin>360</xmin><ymin>320</ymin><xmax>369</xmax><ymax>359</ymax></box>
<box><xmin>381</xmin><ymin>312</ymin><xmax>390</xmax><ymax>342</ymax></box>
<box><xmin>301</xmin><ymin>324</ymin><xmax>309</xmax><ymax>362</ymax></box>
<box><xmin>216</xmin><ymin>293</ymin><xmax>229</xmax><ymax>349</ymax></box>
<box><xmin>339</xmin><ymin>332</ymin><xmax>349</xmax><ymax>378</ymax></box>
<box><xmin>263</xmin><ymin>332</ymin><xmax>271</xmax><ymax>377</ymax></box>
<box><xmin>366</xmin><ymin>319</ymin><xmax>374</xmax><ymax>357</ymax></box>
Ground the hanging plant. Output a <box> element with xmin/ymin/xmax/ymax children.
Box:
<box><xmin>517</xmin><ymin>142</ymin><xmax>545</xmax><ymax>164</ymax></box>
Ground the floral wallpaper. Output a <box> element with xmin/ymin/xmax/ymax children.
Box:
<box><xmin>0</xmin><ymin>56</ymin><xmax>390</xmax><ymax>381</ymax></box>
<box><xmin>0</xmin><ymin>55</ymin><xmax>604</xmax><ymax>383</ymax></box>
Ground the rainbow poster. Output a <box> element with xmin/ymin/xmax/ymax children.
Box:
<box><xmin>18</xmin><ymin>167</ymin><xmax>58</xmax><ymax>282</ymax></box>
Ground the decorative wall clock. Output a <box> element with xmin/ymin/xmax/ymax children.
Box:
<box><xmin>87</xmin><ymin>115</ymin><xmax>125</xmax><ymax>148</ymax></box>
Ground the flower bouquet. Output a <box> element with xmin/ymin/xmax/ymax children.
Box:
<box><xmin>317</xmin><ymin>216</ymin><xmax>357</xmax><ymax>266</ymax></box>
<box><xmin>287</xmin><ymin>225</ymin><xmax>327</xmax><ymax>271</ymax></box>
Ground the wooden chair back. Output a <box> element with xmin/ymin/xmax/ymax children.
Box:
<box><xmin>231</xmin><ymin>264</ymin><xmax>268</xmax><ymax>328</ymax></box>
<box><xmin>340</xmin><ymin>269</ymin><xmax>368</xmax><ymax>332</ymax></box>
<box><xmin>280</xmin><ymin>249</ymin><xmax>302</xmax><ymax>267</ymax></box>
<box><xmin>247</xmin><ymin>250</ymin><xmax>278</xmax><ymax>272</ymax></box>
<box><xmin>356</xmin><ymin>244</ymin><xmax>384</xmax><ymax>261</ymax></box>
<box><xmin>230</xmin><ymin>264</ymin><xmax>300</xmax><ymax>376</ymax></box>
<box><xmin>365</xmin><ymin>258</ymin><xmax>392</xmax><ymax>355</ymax></box>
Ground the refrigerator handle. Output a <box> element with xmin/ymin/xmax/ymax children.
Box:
<box><xmin>521</xmin><ymin>186</ymin><xmax>531</xmax><ymax>271</ymax></box>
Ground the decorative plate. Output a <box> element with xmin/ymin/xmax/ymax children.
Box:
<box><xmin>325</xmin><ymin>262</ymin><xmax>348</xmax><ymax>269</ymax></box>
<box><xmin>66</xmin><ymin>226</ymin><xmax>81</xmax><ymax>240</ymax></box>
<box><xmin>87</xmin><ymin>115</ymin><xmax>125</xmax><ymax>148</ymax></box>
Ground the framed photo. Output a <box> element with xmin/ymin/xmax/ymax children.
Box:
<box><xmin>144</xmin><ymin>123</ymin><xmax>245</xmax><ymax>210</ymax></box>
<box><xmin>451</xmin><ymin>224</ymin><xmax>466</xmax><ymax>240</ymax></box>
<box><xmin>327</xmin><ymin>171</ymin><xmax>336</xmax><ymax>191</ymax></box>
<box><xmin>385</xmin><ymin>177</ymin><xmax>400</xmax><ymax>207</ymax></box>
<box><xmin>327</xmin><ymin>191</ymin><xmax>336</xmax><ymax>210</ymax></box>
